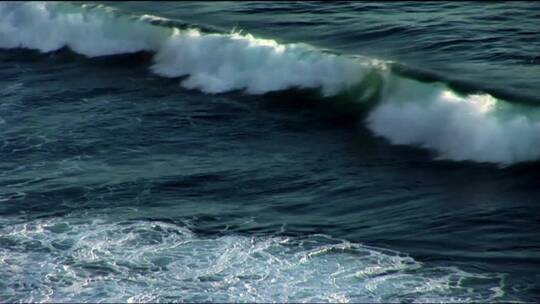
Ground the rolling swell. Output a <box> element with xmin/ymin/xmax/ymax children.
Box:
<box><xmin>2</xmin><ymin>2</ymin><xmax>540</xmax><ymax>166</ymax></box>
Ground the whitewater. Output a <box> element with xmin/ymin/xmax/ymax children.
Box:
<box><xmin>2</xmin><ymin>1</ymin><xmax>540</xmax><ymax>166</ymax></box>
<box><xmin>2</xmin><ymin>2</ymin><xmax>540</xmax><ymax>303</ymax></box>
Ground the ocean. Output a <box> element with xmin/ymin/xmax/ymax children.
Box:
<box><xmin>1</xmin><ymin>1</ymin><xmax>539</xmax><ymax>302</ymax></box>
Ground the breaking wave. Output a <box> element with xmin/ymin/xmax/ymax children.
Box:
<box><xmin>2</xmin><ymin>1</ymin><xmax>540</xmax><ymax>166</ymax></box>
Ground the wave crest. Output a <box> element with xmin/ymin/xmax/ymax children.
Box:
<box><xmin>151</xmin><ymin>29</ymin><xmax>366</xmax><ymax>95</ymax></box>
<box><xmin>368</xmin><ymin>78</ymin><xmax>540</xmax><ymax>165</ymax></box>
<box><xmin>2</xmin><ymin>2</ymin><xmax>540</xmax><ymax>166</ymax></box>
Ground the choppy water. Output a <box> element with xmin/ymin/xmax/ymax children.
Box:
<box><xmin>1</xmin><ymin>1</ymin><xmax>540</xmax><ymax>302</ymax></box>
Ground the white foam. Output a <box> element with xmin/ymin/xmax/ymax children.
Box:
<box><xmin>0</xmin><ymin>215</ymin><xmax>511</xmax><ymax>303</ymax></box>
<box><xmin>367</xmin><ymin>77</ymin><xmax>540</xmax><ymax>165</ymax></box>
<box><xmin>2</xmin><ymin>2</ymin><xmax>540</xmax><ymax>166</ymax></box>
<box><xmin>151</xmin><ymin>29</ymin><xmax>365</xmax><ymax>95</ymax></box>
<box><xmin>0</xmin><ymin>2</ymin><xmax>366</xmax><ymax>96</ymax></box>
<box><xmin>0</xmin><ymin>2</ymin><xmax>167</xmax><ymax>56</ymax></box>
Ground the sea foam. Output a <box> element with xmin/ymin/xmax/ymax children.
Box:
<box><xmin>2</xmin><ymin>2</ymin><xmax>540</xmax><ymax>166</ymax></box>
<box><xmin>0</xmin><ymin>215</ymin><xmax>508</xmax><ymax>302</ymax></box>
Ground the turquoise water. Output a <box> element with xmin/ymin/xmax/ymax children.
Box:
<box><xmin>1</xmin><ymin>2</ymin><xmax>539</xmax><ymax>302</ymax></box>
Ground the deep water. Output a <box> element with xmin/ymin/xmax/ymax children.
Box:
<box><xmin>1</xmin><ymin>2</ymin><xmax>540</xmax><ymax>302</ymax></box>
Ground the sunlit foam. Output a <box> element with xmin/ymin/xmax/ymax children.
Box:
<box><xmin>441</xmin><ymin>90</ymin><xmax>497</xmax><ymax>114</ymax></box>
<box><xmin>368</xmin><ymin>80</ymin><xmax>540</xmax><ymax>165</ymax></box>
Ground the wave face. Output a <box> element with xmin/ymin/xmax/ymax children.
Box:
<box><xmin>0</xmin><ymin>215</ymin><xmax>507</xmax><ymax>303</ymax></box>
<box><xmin>1</xmin><ymin>2</ymin><xmax>540</xmax><ymax>166</ymax></box>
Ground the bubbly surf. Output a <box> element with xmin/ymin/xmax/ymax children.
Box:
<box><xmin>0</xmin><ymin>214</ymin><xmax>508</xmax><ymax>303</ymax></box>
<box><xmin>2</xmin><ymin>2</ymin><xmax>540</xmax><ymax>302</ymax></box>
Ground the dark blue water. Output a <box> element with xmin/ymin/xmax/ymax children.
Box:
<box><xmin>1</xmin><ymin>2</ymin><xmax>539</xmax><ymax>302</ymax></box>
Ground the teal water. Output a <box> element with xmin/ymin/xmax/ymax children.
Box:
<box><xmin>1</xmin><ymin>2</ymin><xmax>539</xmax><ymax>302</ymax></box>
